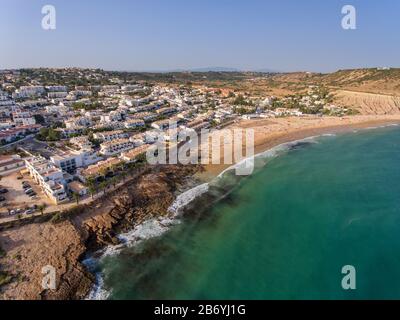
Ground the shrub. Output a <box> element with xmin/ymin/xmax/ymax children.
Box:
<box><xmin>0</xmin><ymin>271</ymin><xmax>12</xmax><ymax>287</ymax></box>
<box><xmin>0</xmin><ymin>245</ymin><xmax>5</xmax><ymax>258</ymax></box>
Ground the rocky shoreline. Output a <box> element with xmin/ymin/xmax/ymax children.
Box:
<box><xmin>0</xmin><ymin>164</ymin><xmax>202</xmax><ymax>300</ymax></box>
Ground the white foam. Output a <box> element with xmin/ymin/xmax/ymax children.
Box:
<box><xmin>168</xmin><ymin>183</ymin><xmax>209</xmax><ymax>215</ymax></box>
<box><xmin>86</xmin><ymin>272</ymin><xmax>110</xmax><ymax>300</ymax></box>
<box><xmin>217</xmin><ymin>135</ymin><xmax>320</xmax><ymax>179</ymax></box>
<box><xmin>82</xmin><ymin>256</ymin><xmax>111</xmax><ymax>300</ymax></box>
<box><xmin>322</xmin><ymin>133</ymin><xmax>337</xmax><ymax>137</ymax></box>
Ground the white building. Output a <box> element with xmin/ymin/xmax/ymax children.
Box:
<box><xmin>65</xmin><ymin>117</ymin><xmax>92</xmax><ymax>128</ymax></box>
<box><xmin>12</xmin><ymin>111</ymin><xmax>36</xmax><ymax>126</ymax></box>
<box><xmin>120</xmin><ymin>144</ymin><xmax>151</xmax><ymax>163</ymax></box>
<box><xmin>51</xmin><ymin>149</ymin><xmax>103</xmax><ymax>173</ymax></box>
<box><xmin>46</xmin><ymin>85</ymin><xmax>68</xmax><ymax>92</ymax></box>
<box><xmin>130</xmin><ymin>112</ymin><xmax>158</xmax><ymax>122</ymax></box>
<box><xmin>124</xmin><ymin>119</ymin><xmax>145</xmax><ymax>129</ymax></box>
<box><xmin>25</xmin><ymin>156</ymin><xmax>69</xmax><ymax>204</ymax></box>
<box><xmin>70</xmin><ymin>136</ymin><xmax>93</xmax><ymax>150</ymax></box>
<box><xmin>100</xmin><ymin>138</ymin><xmax>135</xmax><ymax>156</ymax></box>
<box><xmin>94</xmin><ymin>130</ymin><xmax>128</xmax><ymax>142</ymax></box>
<box><xmin>13</xmin><ymin>86</ymin><xmax>46</xmax><ymax>99</ymax></box>
<box><xmin>0</xmin><ymin>155</ymin><xmax>25</xmax><ymax>174</ymax></box>
<box><xmin>48</xmin><ymin>92</ymin><xmax>68</xmax><ymax>99</ymax></box>
<box><xmin>100</xmin><ymin>110</ymin><xmax>123</xmax><ymax>123</ymax></box>
<box><xmin>129</xmin><ymin>133</ymin><xmax>145</xmax><ymax>147</ymax></box>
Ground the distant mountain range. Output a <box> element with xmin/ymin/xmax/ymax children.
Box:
<box><xmin>135</xmin><ymin>67</ymin><xmax>279</xmax><ymax>73</ymax></box>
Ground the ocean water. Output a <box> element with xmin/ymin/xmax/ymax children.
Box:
<box><xmin>91</xmin><ymin>125</ymin><xmax>400</xmax><ymax>300</ymax></box>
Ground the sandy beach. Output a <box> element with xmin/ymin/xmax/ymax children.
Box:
<box><xmin>197</xmin><ymin>115</ymin><xmax>400</xmax><ymax>181</ymax></box>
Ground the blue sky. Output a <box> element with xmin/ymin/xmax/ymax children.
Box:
<box><xmin>0</xmin><ymin>0</ymin><xmax>399</xmax><ymax>72</ymax></box>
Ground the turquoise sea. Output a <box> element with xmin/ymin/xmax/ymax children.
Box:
<box><xmin>92</xmin><ymin>125</ymin><xmax>400</xmax><ymax>300</ymax></box>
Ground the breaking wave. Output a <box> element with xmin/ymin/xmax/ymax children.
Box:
<box><xmin>85</xmin><ymin>132</ymin><xmax>338</xmax><ymax>300</ymax></box>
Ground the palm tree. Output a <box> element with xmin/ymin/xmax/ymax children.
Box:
<box><xmin>110</xmin><ymin>177</ymin><xmax>118</xmax><ymax>189</ymax></box>
<box><xmin>99</xmin><ymin>167</ymin><xmax>109</xmax><ymax>179</ymax></box>
<box><xmin>99</xmin><ymin>181</ymin><xmax>108</xmax><ymax>195</ymax></box>
<box><xmin>86</xmin><ymin>177</ymin><xmax>97</xmax><ymax>199</ymax></box>
<box><xmin>38</xmin><ymin>203</ymin><xmax>47</xmax><ymax>216</ymax></box>
<box><xmin>120</xmin><ymin>172</ymin><xmax>127</xmax><ymax>182</ymax></box>
<box><xmin>88</xmin><ymin>185</ymin><xmax>96</xmax><ymax>199</ymax></box>
<box><xmin>72</xmin><ymin>192</ymin><xmax>80</xmax><ymax>205</ymax></box>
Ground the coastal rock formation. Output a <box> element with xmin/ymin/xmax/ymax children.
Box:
<box><xmin>0</xmin><ymin>164</ymin><xmax>200</xmax><ymax>300</ymax></box>
<box><xmin>0</xmin><ymin>220</ymin><xmax>93</xmax><ymax>300</ymax></box>
<box><xmin>334</xmin><ymin>90</ymin><xmax>400</xmax><ymax>115</ymax></box>
<box><xmin>83</xmin><ymin>165</ymin><xmax>199</xmax><ymax>250</ymax></box>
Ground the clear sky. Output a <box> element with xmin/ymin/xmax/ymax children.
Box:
<box><xmin>1</xmin><ymin>0</ymin><xmax>399</xmax><ymax>72</ymax></box>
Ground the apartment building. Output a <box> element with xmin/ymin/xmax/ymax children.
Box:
<box><xmin>151</xmin><ymin>117</ymin><xmax>180</xmax><ymax>130</ymax></box>
<box><xmin>24</xmin><ymin>156</ymin><xmax>69</xmax><ymax>204</ymax></box>
<box><xmin>0</xmin><ymin>155</ymin><xmax>25</xmax><ymax>174</ymax></box>
<box><xmin>70</xmin><ymin>136</ymin><xmax>93</xmax><ymax>150</ymax></box>
<box><xmin>129</xmin><ymin>133</ymin><xmax>145</xmax><ymax>146</ymax></box>
<box><xmin>65</xmin><ymin>117</ymin><xmax>92</xmax><ymax>129</ymax></box>
<box><xmin>124</xmin><ymin>119</ymin><xmax>145</xmax><ymax>129</ymax></box>
<box><xmin>100</xmin><ymin>138</ymin><xmax>134</xmax><ymax>156</ymax></box>
<box><xmin>130</xmin><ymin>112</ymin><xmax>158</xmax><ymax>122</ymax></box>
<box><xmin>46</xmin><ymin>85</ymin><xmax>68</xmax><ymax>92</ymax></box>
<box><xmin>48</xmin><ymin>92</ymin><xmax>68</xmax><ymax>99</ymax></box>
<box><xmin>50</xmin><ymin>149</ymin><xmax>103</xmax><ymax>174</ymax></box>
<box><xmin>94</xmin><ymin>130</ymin><xmax>128</xmax><ymax>142</ymax></box>
<box><xmin>0</xmin><ymin>124</ymin><xmax>41</xmax><ymax>144</ymax></box>
<box><xmin>13</xmin><ymin>86</ymin><xmax>46</xmax><ymax>99</ymax></box>
<box><xmin>12</xmin><ymin>111</ymin><xmax>36</xmax><ymax>126</ymax></box>
<box><xmin>100</xmin><ymin>110</ymin><xmax>123</xmax><ymax>123</ymax></box>
<box><xmin>120</xmin><ymin>144</ymin><xmax>151</xmax><ymax>163</ymax></box>
<box><xmin>79</xmin><ymin>157</ymin><xmax>124</xmax><ymax>182</ymax></box>
<box><xmin>155</xmin><ymin>106</ymin><xmax>177</xmax><ymax>116</ymax></box>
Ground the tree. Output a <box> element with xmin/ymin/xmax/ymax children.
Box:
<box><xmin>34</xmin><ymin>114</ymin><xmax>46</xmax><ymax>125</ymax></box>
<box><xmin>72</xmin><ymin>192</ymin><xmax>80</xmax><ymax>204</ymax></box>
<box><xmin>88</xmin><ymin>185</ymin><xmax>96</xmax><ymax>199</ymax></box>
<box><xmin>86</xmin><ymin>177</ymin><xmax>97</xmax><ymax>199</ymax></box>
<box><xmin>99</xmin><ymin>167</ymin><xmax>110</xmax><ymax>178</ymax></box>
<box><xmin>120</xmin><ymin>172</ymin><xmax>127</xmax><ymax>182</ymax></box>
<box><xmin>38</xmin><ymin>203</ymin><xmax>47</xmax><ymax>216</ymax></box>
<box><xmin>110</xmin><ymin>177</ymin><xmax>118</xmax><ymax>189</ymax></box>
<box><xmin>37</xmin><ymin>128</ymin><xmax>61</xmax><ymax>142</ymax></box>
<box><xmin>99</xmin><ymin>181</ymin><xmax>108</xmax><ymax>195</ymax></box>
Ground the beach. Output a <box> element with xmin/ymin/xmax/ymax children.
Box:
<box><xmin>197</xmin><ymin>115</ymin><xmax>400</xmax><ymax>180</ymax></box>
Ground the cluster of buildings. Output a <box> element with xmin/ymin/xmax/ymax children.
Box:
<box><xmin>0</xmin><ymin>88</ymin><xmax>42</xmax><ymax>145</ymax></box>
<box><xmin>1</xmin><ymin>68</ymin><xmax>345</xmax><ymax>206</ymax></box>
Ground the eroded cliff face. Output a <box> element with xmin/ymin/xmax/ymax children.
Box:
<box><xmin>0</xmin><ymin>164</ymin><xmax>201</xmax><ymax>300</ymax></box>
<box><xmin>83</xmin><ymin>165</ymin><xmax>200</xmax><ymax>250</ymax></box>
<box><xmin>0</xmin><ymin>220</ymin><xmax>93</xmax><ymax>300</ymax></box>
<box><xmin>334</xmin><ymin>90</ymin><xmax>400</xmax><ymax>115</ymax></box>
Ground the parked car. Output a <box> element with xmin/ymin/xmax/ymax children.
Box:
<box><xmin>24</xmin><ymin>209</ymin><xmax>34</xmax><ymax>215</ymax></box>
<box><xmin>29</xmin><ymin>193</ymin><xmax>37</xmax><ymax>198</ymax></box>
<box><xmin>0</xmin><ymin>196</ymin><xmax>6</xmax><ymax>202</ymax></box>
<box><xmin>0</xmin><ymin>188</ymin><xmax>8</xmax><ymax>194</ymax></box>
